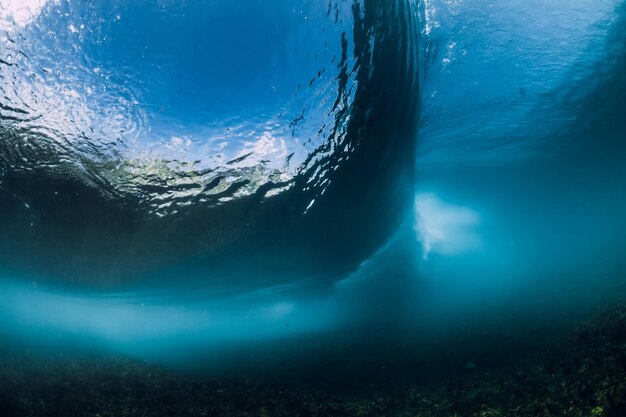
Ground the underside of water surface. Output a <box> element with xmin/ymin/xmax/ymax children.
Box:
<box><xmin>1</xmin><ymin>0</ymin><xmax>626</xmax><ymax>415</ymax></box>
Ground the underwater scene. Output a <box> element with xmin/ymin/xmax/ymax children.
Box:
<box><xmin>1</xmin><ymin>0</ymin><xmax>625</xmax><ymax>415</ymax></box>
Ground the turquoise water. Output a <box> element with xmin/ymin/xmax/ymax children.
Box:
<box><xmin>1</xmin><ymin>0</ymin><xmax>625</xmax><ymax>388</ymax></box>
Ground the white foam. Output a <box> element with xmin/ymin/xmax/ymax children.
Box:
<box><xmin>0</xmin><ymin>0</ymin><xmax>48</xmax><ymax>32</ymax></box>
<box><xmin>414</xmin><ymin>192</ymin><xmax>481</xmax><ymax>260</ymax></box>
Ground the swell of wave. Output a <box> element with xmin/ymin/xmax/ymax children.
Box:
<box><xmin>0</xmin><ymin>0</ymin><xmax>421</xmax><ymax>294</ymax></box>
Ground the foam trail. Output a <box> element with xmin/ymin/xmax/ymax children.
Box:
<box><xmin>414</xmin><ymin>193</ymin><xmax>481</xmax><ymax>260</ymax></box>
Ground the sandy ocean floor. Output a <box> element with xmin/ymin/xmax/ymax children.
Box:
<box><xmin>1</xmin><ymin>305</ymin><xmax>625</xmax><ymax>417</ymax></box>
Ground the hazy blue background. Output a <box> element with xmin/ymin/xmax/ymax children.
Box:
<box><xmin>1</xmin><ymin>0</ymin><xmax>625</xmax><ymax>389</ymax></box>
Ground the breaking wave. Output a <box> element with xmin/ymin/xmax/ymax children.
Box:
<box><xmin>0</xmin><ymin>0</ymin><xmax>421</xmax><ymax>294</ymax></box>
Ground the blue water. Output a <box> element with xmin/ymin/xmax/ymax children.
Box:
<box><xmin>1</xmin><ymin>0</ymin><xmax>625</xmax><ymax>388</ymax></box>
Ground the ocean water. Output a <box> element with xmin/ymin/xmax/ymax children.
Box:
<box><xmin>1</xmin><ymin>0</ymin><xmax>625</xmax><ymax>390</ymax></box>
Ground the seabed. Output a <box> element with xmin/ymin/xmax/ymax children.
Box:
<box><xmin>2</xmin><ymin>305</ymin><xmax>625</xmax><ymax>417</ymax></box>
